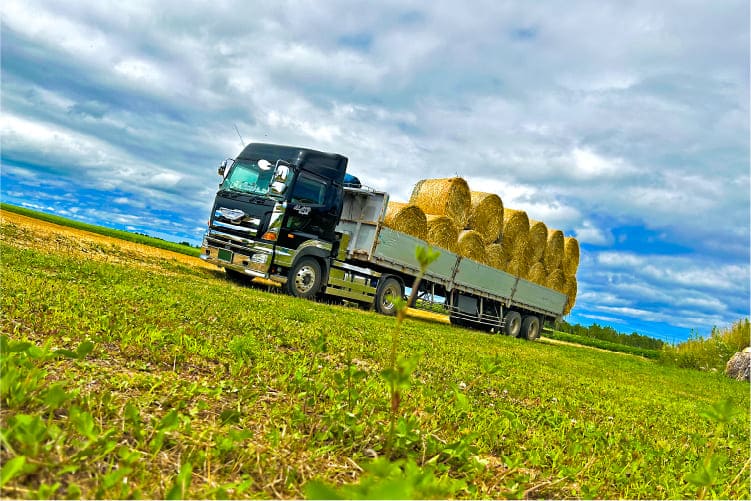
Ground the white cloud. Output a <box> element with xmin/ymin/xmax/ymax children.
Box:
<box><xmin>1</xmin><ymin>0</ymin><xmax>748</xmax><ymax>339</ymax></box>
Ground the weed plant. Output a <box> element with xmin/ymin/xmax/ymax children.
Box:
<box><xmin>660</xmin><ymin>319</ymin><xmax>750</xmax><ymax>372</ymax></box>
<box><xmin>1</xmin><ymin>216</ymin><xmax>749</xmax><ymax>499</ymax></box>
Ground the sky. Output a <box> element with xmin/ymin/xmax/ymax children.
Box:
<box><xmin>1</xmin><ymin>1</ymin><xmax>749</xmax><ymax>342</ymax></box>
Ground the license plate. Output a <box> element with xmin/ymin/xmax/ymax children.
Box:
<box><xmin>218</xmin><ymin>249</ymin><xmax>233</xmax><ymax>262</ymax></box>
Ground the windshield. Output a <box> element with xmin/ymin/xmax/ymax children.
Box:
<box><xmin>221</xmin><ymin>160</ymin><xmax>277</xmax><ymax>196</ymax></box>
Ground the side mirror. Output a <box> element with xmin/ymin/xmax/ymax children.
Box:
<box><xmin>218</xmin><ymin>158</ymin><xmax>233</xmax><ymax>177</ymax></box>
<box><xmin>270</xmin><ymin>181</ymin><xmax>287</xmax><ymax>195</ymax></box>
<box><xmin>273</xmin><ymin>165</ymin><xmax>290</xmax><ymax>183</ymax></box>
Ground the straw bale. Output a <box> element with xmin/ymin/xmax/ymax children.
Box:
<box><xmin>501</xmin><ymin>233</ymin><xmax>530</xmax><ymax>272</ymax></box>
<box><xmin>526</xmin><ymin>262</ymin><xmax>547</xmax><ymax>285</ymax></box>
<box><xmin>563</xmin><ymin>273</ymin><xmax>577</xmax><ymax>315</ymax></box>
<box><xmin>502</xmin><ymin>208</ymin><xmax>530</xmax><ymax>245</ymax></box>
<box><xmin>457</xmin><ymin>230</ymin><xmax>487</xmax><ymax>264</ymax></box>
<box><xmin>504</xmin><ymin>256</ymin><xmax>528</xmax><ymax>277</ymax></box>
<box><xmin>544</xmin><ymin>228</ymin><xmax>564</xmax><ymax>272</ymax></box>
<box><xmin>425</xmin><ymin>215</ymin><xmax>459</xmax><ymax>252</ymax></box>
<box><xmin>467</xmin><ymin>191</ymin><xmax>503</xmax><ymax>244</ymax></box>
<box><xmin>485</xmin><ymin>243</ymin><xmax>506</xmax><ymax>269</ymax></box>
<box><xmin>409</xmin><ymin>177</ymin><xmax>471</xmax><ymax>229</ymax></box>
<box><xmin>527</xmin><ymin>219</ymin><xmax>548</xmax><ymax>263</ymax></box>
<box><xmin>546</xmin><ymin>268</ymin><xmax>565</xmax><ymax>293</ymax></box>
<box><xmin>383</xmin><ymin>202</ymin><xmax>427</xmax><ymax>241</ymax></box>
<box><xmin>563</xmin><ymin>237</ymin><xmax>580</xmax><ymax>276</ymax></box>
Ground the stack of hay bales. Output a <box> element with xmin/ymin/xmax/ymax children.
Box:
<box><xmin>393</xmin><ymin>175</ymin><xmax>581</xmax><ymax>315</ymax></box>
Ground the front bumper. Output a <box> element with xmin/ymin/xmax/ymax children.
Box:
<box><xmin>201</xmin><ymin>232</ymin><xmax>274</xmax><ymax>278</ymax></box>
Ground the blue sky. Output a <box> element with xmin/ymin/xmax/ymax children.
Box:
<box><xmin>1</xmin><ymin>1</ymin><xmax>748</xmax><ymax>342</ymax></box>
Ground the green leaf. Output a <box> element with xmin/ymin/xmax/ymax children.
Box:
<box><xmin>43</xmin><ymin>383</ymin><xmax>71</xmax><ymax>408</ymax></box>
<box><xmin>157</xmin><ymin>409</ymin><xmax>179</xmax><ymax>431</ymax></box>
<box><xmin>0</xmin><ymin>456</ymin><xmax>26</xmax><ymax>487</ymax></box>
<box><xmin>165</xmin><ymin>462</ymin><xmax>192</xmax><ymax>500</ymax></box>
<box><xmin>76</xmin><ymin>340</ymin><xmax>95</xmax><ymax>358</ymax></box>
<box><xmin>304</xmin><ymin>480</ymin><xmax>346</xmax><ymax>500</ymax></box>
<box><xmin>219</xmin><ymin>409</ymin><xmax>241</xmax><ymax>425</ymax></box>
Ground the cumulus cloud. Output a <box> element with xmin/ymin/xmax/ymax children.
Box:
<box><xmin>1</xmin><ymin>0</ymin><xmax>748</xmax><ymax>339</ymax></box>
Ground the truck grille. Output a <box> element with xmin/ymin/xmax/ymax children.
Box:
<box><xmin>211</xmin><ymin>207</ymin><xmax>262</xmax><ymax>238</ymax></box>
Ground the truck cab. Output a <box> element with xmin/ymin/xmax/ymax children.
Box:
<box><xmin>201</xmin><ymin>143</ymin><xmax>348</xmax><ymax>297</ymax></box>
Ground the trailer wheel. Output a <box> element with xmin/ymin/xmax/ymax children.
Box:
<box><xmin>503</xmin><ymin>311</ymin><xmax>522</xmax><ymax>337</ymax></box>
<box><xmin>284</xmin><ymin>257</ymin><xmax>322</xmax><ymax>299</ymax></box>
<box><xmin>521</xmin><ymin>315</ymin><xmax>541</xmax><ymax>340</ymax></box>
<box><xmin>375</xmin><ymin>276</ymin><xmax>403</xmax><ymax>316</ymax></box>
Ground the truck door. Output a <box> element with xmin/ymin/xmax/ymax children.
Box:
<box><xmin>278</xmin><ymin>171</ymin><xmax>340</xmax><ymax>248</ymax></box>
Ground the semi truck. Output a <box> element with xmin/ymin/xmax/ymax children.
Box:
<box><xmin>200</xmin><ymin>142</ymin><xmax>567</xmax><ymax>340</ymax></box>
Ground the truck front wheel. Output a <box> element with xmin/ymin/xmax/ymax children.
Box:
<box><xmin>503</xmin><ymin>311</ymin><xmax>522</xmax><ymax>337</ymax></box>
<box><xmin>375</xmin><ymin>276</ymin><xmax>403</xmax><ymax>316</ymax></box>
<box><xmin>285</xmin><ymin>257</ymin><xmax>322</xmax><ymax>299</ymax></box>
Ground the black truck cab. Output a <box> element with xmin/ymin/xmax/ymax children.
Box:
<box><xmin>201</xmin><ymin>143</ymin><xmax>348</xmax><ymax>296</ymax></box>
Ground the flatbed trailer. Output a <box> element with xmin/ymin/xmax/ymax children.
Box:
<box><xmin>329</xmin><ymin>187</ymin><xmax>566</xmax><ymax>338</ymax></box>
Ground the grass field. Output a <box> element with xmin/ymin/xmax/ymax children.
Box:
<box><xmin>1</xmin><ymin>208</ymin><xmax>749</xmax><ymax>499</ymax></box>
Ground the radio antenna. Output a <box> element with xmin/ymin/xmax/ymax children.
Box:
<box><xmin>233</xmin><ymin>124</ymin><xmax>246</xmax><ymax>147</ymax></box>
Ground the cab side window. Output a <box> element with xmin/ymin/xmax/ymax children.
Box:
<box><xmin>291</xmin><ymin>173</ymin><xmax>326</xmax><ymax>205</ymax></box>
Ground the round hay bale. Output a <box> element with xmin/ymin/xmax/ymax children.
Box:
<box><xmin>425</xmin><ymin>214</ymin><xmax>459</xmax><ymax>252</ymax></box>
<box><xmin>544</xmin><ymin>228</ymin><xmax>564</xmax><ymax>273</ymax></box>
<box><xmin>527</xmin><ymin>262</ymin><xmax>547</xmax><ymax>285</ymax></box>
<box><xmin>501</xmin><ymin>232</ymin><xmax>530</xmax><ymax>272</ymax></box>
<box><xmin>485</xmin><ymin>243</ymin><xmax>505</xmax><ymax>269</ymax></box>
<box><xmin>383</xmin><ymin>202</ymin><xmax>427</xmax><ymax>241</ymax></box>
<box><xmin>504</xmin><ymin>256</ymin><xmax>528</xmax><ymax>277</ymax></box>
<box><xmin>467</xmin><ymin>192</ymin><xmax>503</xmax><ymax>244</ymax></box>
<box><xmin>409</xmin><ymin>177</ymin><xmax>471</xmax><ymax>229</ymax></box>
<box><xmin>527</xmin><ymin>219</ymin><xmax>548</xmax><ymax>263</ymax></box>
<box><xmin>546</xmin><ymin>268</ymin><xmax>565</xmax><ymax>293</ymax></box>
<box><xmin>563</xmin><ymin>273</ymin><xmax>577</xmax><ymax>315</ymax></box>
<box><xmin>563</xmin><ymin>237</ymin><xmax>580</xmax><ymax>276</ymax></box>
<box><xmin>457</xmin><ymin>230</ymin><xmax>487</xmax><ymax>264</ymax></box>
<box><xmin>502</xmin><ymin>208</ymin><xmax>530</xmax><ymax>245</ymax></box>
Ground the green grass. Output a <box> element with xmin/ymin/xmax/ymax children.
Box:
<box><xmin>0</xmin><ymin>203</ymin><xmax>200</xmax><ymax>257</ymax></box>
<box><xmin>1</xmin><ymin>216</ymin><xmax>749</xmax><ymax>499</ymax></box>
<box><xmin>543</xmin><ymin>330</ymin><xmax>662</xmax><ymax>359</ymax></box>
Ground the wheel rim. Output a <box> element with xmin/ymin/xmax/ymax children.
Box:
<box><xmin>294</xmin><ymin>265</ymin><xmax>317</xmax><ymax>294</ymax></box>
<box><xmin>381</xmin><ymin>284</ymin><xmax>398</xmax><ymax>311</ymax></box>
<box><xmin>528</xmin><ymin>321</ymin><xmax>539</xmax><ymax>339</ymax></box>
<box><xmin>510</xmin><ymin>317</ymin><xmax>521</xmax><ymax>336</ymax></box>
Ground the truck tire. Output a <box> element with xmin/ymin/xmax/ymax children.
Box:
<box><xmin>284</xmin><ymin>257</ymin><xmax>322</xmax><ymax>299</ymax></box>
<box><xmin>375</xmin><ymin>276</ymin><xmax>403</xmax><ymax>316</ymax></box>
<box><xmin>503</xmin><ymin>311</ymin><xmax>522</xmax><ymax>337</ymax></box>
<box><xmin>521</xmin><ymin>315</ymin><xmax>541</xmax><ymax>340</ymax></box>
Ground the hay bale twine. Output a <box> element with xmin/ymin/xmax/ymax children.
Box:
<box><xmin>527</xmin><ymin>262</ymin><xmax>547</xmax><ymax>285</ymax></box>
<box><xmin>563</xmin><ymin>237</ymin><xmax>580</xmax><ymax>276</ymax></box>
<box><xmin>527</xmin><ymin>219</ymin><xmax>548</xmax><ymax>263</ymax></box>
<box><xmin>563</xmin><ymin>273</ymin><xmax>577</xmax><ymax>315</ymax></box>
<box><xmin>467</xmin><ymin>191</ymin><xmax>503</xmax><ymax>244</ymax></box>
<box><xmin>725</xmin><ymin>348</ymin><xmax>750</xmax><ymax>382</ymax></box>
<box><xmin>425</xmin><ymin>215</ymin><xmax>459</xmax><ymax>252</ymax></box>
<box><xmin>457</xmin><ymin>230</ymin><xmax>487</xmax><ymax>264</ymax></box>
<box><xmin>383</xmin><ymin>202</ymin><xmax>428</xmax><ymax>241</ymax></box>
<box><xmin>544</xmin><ymin>229</ymin><xmax>565</xmax><ymax>273</ymax></box>
<box><xmin>485</xmin><ymin>243</ymin><xmax>505</xmax><ymax>269</ymax></box>
<box><xmin>546</xmin><ymin>268</ymin><xmax>565</xmax><ymax>293</ymax></box>
<box><xmin>502</xmin><ymin>208</ymin><xmax>530</xmax><ymax>245</ymax></box>
<box><xmin>409</xmin><ymin>177</ymin><xmax>471</xmax><ymax>229</ymax></box>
